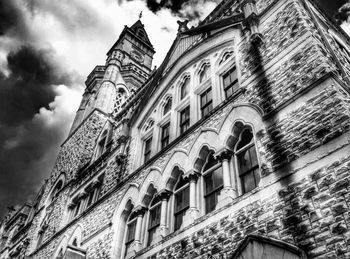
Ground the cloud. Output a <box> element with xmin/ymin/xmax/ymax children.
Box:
<box><xmin>0</xmin><ymin>0</ymin><xmax>218</xmax><ymax>218</ymax></box>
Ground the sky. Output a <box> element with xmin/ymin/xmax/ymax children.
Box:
<box><xmin>0</xmin><ymin>0</ymin><xmax>349</xmax><ymax>219</ymax></box>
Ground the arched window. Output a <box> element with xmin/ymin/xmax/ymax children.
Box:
<box><xmin>235</xmin><ymin>127</ymin><xmax>260</xmax><ymax>194</ymax></box>
<box><xmin>147</xmin><ymin>195</ymin><xmax>161</xmax><ymax>246</ymax></box>
<box><xmin>163</xmin><ymin>98</ymin><xmax>172</xmax><ymax>115</ymax></box>
<box><xmin>125</xmin><ymin>211</ymin><xmax>137</xmax><ymax>256</ymax></box>
<box><xmin>57</xmin><ymin>248</ymin><xmax>64</xmax><ymax>259</ymax></box>
<box><xmin>174</xmin><ymin>176</ymin><xmax>189</xmax><ymax>231</ymax></box>
<box><xmin>95</xmin><ymin>124</ymin><xmax>113</xmax><ymax>159</ymax></box>
<box><xmin>199</xmin><ymin>64</ymin><xmax>210</xmax><ymax>83</ymax></box>
<box><xmin>180</xmin><ymin>77</ymin><xmax>190</xmax><ymax>100</ymax></box>
<box><xmin>72</xmin><ymin>238</ymin><xmax>78</xmax><ymax>247</ymax></box>
<box><xmin>51</xmin><ymin>180</ymin><xmax>63</xmax><ymax>202</ymax></box>
<box><xmin>203</xmin><ymin>153</ymin><xmax>223</xmax><ymax>214</ymax></box>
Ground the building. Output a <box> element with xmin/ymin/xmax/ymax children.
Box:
<box><xmin>1</xmin><ymin>0</ymin><xmax>350</xmax><ymax>258</ymax></box>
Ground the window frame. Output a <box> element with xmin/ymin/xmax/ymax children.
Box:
<box><xmin>200</xmin><ymin>87</ymin><xmax>213</xmax><ymax>118</ymax></box>
<box><xmin>234</xmin><ymin>127</ymin><xmax>260</xmax><ymax>194</ymax></box>
<box><xmin>143</xmin><ymin>136</ymin><xmax>153</xmax><ymax>163</ymax></box>
<box><xmin>173</xmin><ymin>177</ymin><xmax>189</xmax><ymax>231</ymax></box>
<box><xmin>202</xmin><ymin>154</ymin><xmax>223</xmax><ymax>214</ymax></box>
<box><xmin>160</xmin><ymin>122</ymin><xmax>170</xmax><ymax>150</ymax></box>
<box><xmin>180</xmin><ymin>77</ymin><xmax>190</xmax><ymax>100</ymax></box>
<box><xmin>222</xmin><ymin>66</ymin><xmax>239</xmax><ymax>99</ymax></box>
<box><xmin>147</xmin><ymin>198</ymin><xmax>161</xmax><ymax>246</ymax></box>
<box><xmin>179</xmin><ymin>106</ymin><xmax>190</xmax><ymax>134</ymax></box>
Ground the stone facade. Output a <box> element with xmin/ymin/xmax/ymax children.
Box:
<box><xmin>1</xmin><ymin>0</ymin><xmax>350</xmax><ymax>258</ymax></box>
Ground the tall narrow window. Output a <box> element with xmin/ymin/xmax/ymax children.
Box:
<box><xmin>199</xmin><ymin>64</ymin><xmax>210</xmax><ymax>83</ymax></box>
<box><xmin>180</xmin><ymin>106</ymin><xmax>190</xmax><ymax>134</ymax></box>
<box><xmin>223</xmin><ymin>67</ymin><xmax>239</xmax><ymax>98</ymax></box>
<box><xmin>235</xmin><ymin>128</ymin><xmax>260</xmax><ymax>193</ymax></box>
<box><xmin>125</xmin><ymin>212</ymin><xmax>137</xmax><ymax>256</ymax></box>
<box><xmin>200</xmin><ymin>88</ymin><xmax>213</xmax><ymax>117</ymax></box>
<box><xmin>96</xmin><ymin>130</ymin><xmax>107</xmax><ymax>158</ymax></box>
<box><xmin>144</xmin><ymin>137</ymin><xmax>152</xmax><ymax>163</ymax></box>
<box><xmin>161</xmin><ymin>123</ymin><xmax>170</xmax><ymax>149</ymax></box>
<box><xmin>174</xmin><ymin>176</ymin><xmax>189</xmax><ymax>231</ymax></box>
<box><xmin>180</xmin><ymin>77</ymin><xmax>190</xmax><ymax>100</ymax></box>
<box><xmin>163</xmin><ymin>98</ymin><xmax>172</xmax><ymax>115</ymax></box>
<box><xmin>203</xmin><ymin>153</ymin><xmax>223</xmax><ymax>214</ymax></box>
<box><xmin>86</xmin><ymin>190</ymin><xmax>95</xmax><ymax>208</ymax></box>
<box><xmin>147</xmin><ymin>196</ymin><xmax>161</xmax><ymax>246</ymax></box>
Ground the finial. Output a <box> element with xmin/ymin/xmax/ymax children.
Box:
<box><xmin>177</xmin><ymin>20</ymin><xmax>189</xmax><ymax>33</ymax></box>
<box><xmin>139</xmin><ymin>11</ymin><xmax>143</xmax><ymax>20</ymax></box>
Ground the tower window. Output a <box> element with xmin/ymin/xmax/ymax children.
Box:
<box><xmin>161</xmin><ymin>123</ymin><xmax>170</xmax><ymax>149</ymax></box>
<box><xmin>144</xmin><ymin>137</ymin><xmax>152</xmax><ymax>163</ymax></box>
<box><xmin>203</xmin><ymin>153</ymin><xmax>223</xmax><ymax>214</ymax></box>
<box><xmin>180</xmin><ymin>106</ymin><xmax>190</xmax><ymax>134</ymax></box>
<box><xmin>235</xmin><ymin>128</ymin><xmax>260</xmax><ymax>193</ymax></box>
<box><xmin>223</xmin><ymin>67</ymin><xmax>239</xmax><ymax>98</ymax></box>
<box><xmin>200</xmin><ymin>88</ymin><xmax>213</xmax><ymax>118</ymax></box>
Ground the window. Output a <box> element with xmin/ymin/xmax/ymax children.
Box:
<box><xmin>125</xmin><ymin>212</ymin><xmax>137</xmax><ymax>255</ymax></box>
<box><xmin>147</xmin><ymin>196</ymin><xmax>161</xmax><ymax>246</ymax></box>
<box><xmin>174</xmin><ymin>177</ymin><xmax>189</xmax><ymax>231</ymax></box>
<box><xmin>180</xmin><ymin>106</ymin><xmax>190</xmax><ymax>134</ymax></box>
<box><xmin>223</xmin><ymin>67</ymin><xmax>239</xmax><ymax>98</ymax></box>
<box><xmin>161</xmin><ymin>123</ymin><xmax>170</xmax><ymax>149</ymax></box>
<box><xmin>96</xmin><ymin>130</ymin><xmax>108</xmax><ymax>158</ymax></box>
<box><xmin>199</xmin><ymin>64</ymin><xmax>210</xmax><ymax>83</ymax></box>
<box><xmin>180</xmin><ymin>77</ymin><xmax>190</xmax><ymax>100</ymax></box>
<box><xmin>144</xmin><ymin>137</ymin><xmax>152</xmax><ymax>163</ymax></box>
<box><xmin>219</xmin><ymin>51</ymin><xmax>233</xmax><ymax>65</ymax></box>
<box><xmin>73</xmin><ymin>200</ymin><xmax>82</xmax><ymax>218</ymax></box>
<box><xmin>203</xmin><ymin>153</ymin><xmax>223</xmax><ymax>214</ymax></box>
<box><xmin>51</xmin><ymin>180</ymin><xmax>63</xmax><ymax>202</ymax></box>
<box><xmin>163</xmin><ymin>98</ymin><xmax>172</xmax><ymax>115</ymax></box>
<box><xmin>200</xmin><ymin>88</ymin><xmax>213</xmax><ymax>117</ymax></box>
<box><xmin>235</xmin><ymin>128</ymin><xmax>260</xmax><ymax>194</ymax></box>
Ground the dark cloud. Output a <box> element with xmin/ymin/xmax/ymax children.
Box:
<box><xmin>127</xmin><ymin>0</ymin><xmax>219</xmax><ymax>20</ymax></box>
<box><xmin>0</xmin><ymin>0</ymin><xmax>79</xmax><ymax>218</ymax></box>
<box><xmin>334</xmin><ymin>2</ymin><xmax>350</xmax><ymax>23</ymax></box>
<box><xmin>0</xmin><ymin>0</ymin><xmax>20</xmax><ymax>35</ymax></box>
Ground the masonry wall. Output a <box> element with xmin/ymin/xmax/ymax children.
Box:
<box><xmin>14</xmin><ymin>0</ymin><xmax>350</xmax><ymax>258</ymax></box>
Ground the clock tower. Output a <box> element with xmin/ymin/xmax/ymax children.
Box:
<box><xmin>69</xmin><ymin>18</ymin><xmax>155</xmax><ymax>133</ymax></box>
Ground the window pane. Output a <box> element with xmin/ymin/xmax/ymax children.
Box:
<box><xmin>204</xmin><ymin>174</ymin><xmax>214</xmax><ymax>194</ymax></box>
<box><xmin>147</xmin><ymin>228</ymin><xmax>156</xmax><ymax>246</ymax></box>
<box><xmin>237</xmin><ymin>129</ymin><xmax>253</xmax><ymax>150</ymax></box>
<box><xmin>174</xmin><ymin>211</ymin><xmax>185</xmax><ymax>231</ymax></box>
<box><xmin>237</xmin><ymin>149</ymin><xmax>251</xmax><ymax>175</ymax></box>
<box><xmin>213</xmin><ymin>166</ymin><xmax>223</xmax><ymax>188</ymax></box>
<box><xmin>205</xmin><ymin>193</ymin><xmax>216</xmax><ymax>214</ymax></box>
<box><xmin>149</xmin><ymin>205</ymin><xmax>161</xmax><ymax>229</ymax></box>
<box><xmin>242</xmin><ymin>172</ymin><xmax>255</xmax><ymax>193</ymax></box>
<box><xmin>126</xmin><ymin>220</ymin><xmax>136</xmax><ymax>243</ymax></box>
<box><xmin>249</xmin><ymin>146</ymin><xmax>258</xmax><ymax>167</ymax></box>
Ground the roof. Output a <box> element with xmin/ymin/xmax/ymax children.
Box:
<box><xmin>107</xmin><ymin>19</ymin><xmax>155</xmax><ymax>56</ymax></box>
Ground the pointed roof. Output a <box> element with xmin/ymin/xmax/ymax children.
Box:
<box><xmin>107</xmin><ymin>19</ymin><xmax>154</xmax><ymax>56</ymax></box>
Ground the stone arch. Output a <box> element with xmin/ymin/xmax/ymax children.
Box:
<box><xmin>45</xmin><ymin>173</ymin><xmax>66</xmax><ymax>206</ymax></box>
<box><xmin>68</xmin><ymin>225</ymin><xmax>83</xmax><ymax>247</ymax></box>
<box><xmin>196</xmin><ymin>59</ymin><xmax>211</xmax><ymax>84</ymax></box>
<box><xmin>218</xmin><ymin>104</ymin><xmax>264</xmax><ymax>147</ymax></box>
<box><xmin>141</xmin><ymin>118</ymin><xmax>155</xmax><ymax>134</ymax></box>
<box><xmin>110</xmin><ymin>199</ymin><xmax>135</xmax><ymax>259</ymax></box>
<box><xmin>165</xmin><ymin>165</ymin><xmax>186</xmax><ymax>191</ymax></box>
<box><xmin>216</xmin><ymin>46</ymin><xmax>235</xmax><ymax>67</ymax></box>
<box><xmin>231</xmin><ymin>235</ymin><xmax>307</xmax><ymax>259</ymax></box>
<box><xmin>162</xmin><ymin>149</ymin><xmax>190</xmax><ymax>184</ymax></box>
<box><xmin>158</xmin><ymin>94</ymin><xmax>173</xmax><ymax>117</ymax></box>
<box><xmin>140</xmin><ymin>183</ymin><xmax>158</xmax><ymax>208</ymax></box>
<box><xmin>138</xmin><ymin>168</ymin><xmax>162</xmax><ymax>203</ymax></box>
<box><xmin>52</xmin><ymin>235</ymin><xmax>69</xmax><ymax>259</ymax></box>
<box><xmin>193</xmin><ymin>145</ymin><xmax>215</xmax><ymax>173</ymax></box>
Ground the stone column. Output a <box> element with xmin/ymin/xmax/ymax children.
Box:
<box><xmin>184</xmin><ymin>171</ymin><xmax>200</xmax><ymax>225</ymax></box>
<box><xmin>133</xmin><ymin>206</ymin><xmax>146</xmax><ymax>251</ymax></box>
<box><xmin>158</xmin><ymin>190</ymin><xmax>171</xmax><ymax>237</ymax></box>
<box><xmin>215</xmin><ymin>149</ymin><xmax>237</xmax><ymax>207</ymax></box>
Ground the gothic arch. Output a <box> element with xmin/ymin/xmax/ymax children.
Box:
<box><xmin>162</xmin><ymin>149</ymin><xmax>190</xmax><ymax>184</ymax></box>
<box><xmin>216</xmin><ymin>46</ymin><xmax>235</xmax><ymax>67</ymax></box>
<box><xmin>68</xmin><ymin>225</ymin><xmax>83</xmax><ymax>247</ymax></box>
<box><xmin>165</xmin><ymin>165</ymin><xmax>186</xmax><ymax>191</ymax></box>
<box><xmin>52</xmin><ymin>235</ymin><xmax>68</xmax><ymax>259</ymax></box>
<box><xmin>138</xmin><ymin>168</ymin><xmax>162</xmax><ymax>203</ymax></box>
<box><xmin>45</xmin><ymin>173</ymin><xmax>66</xmax><ymax>207</ymax></box>
<box><xmin>231</xmin><ymin>235</ymin><xmax>307</xmax><ymax>259</ymax></box>
<box><xmin>193</xmin><ymin>145</ymin><xmax>216</xmax><ymax>173</ymax></box>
